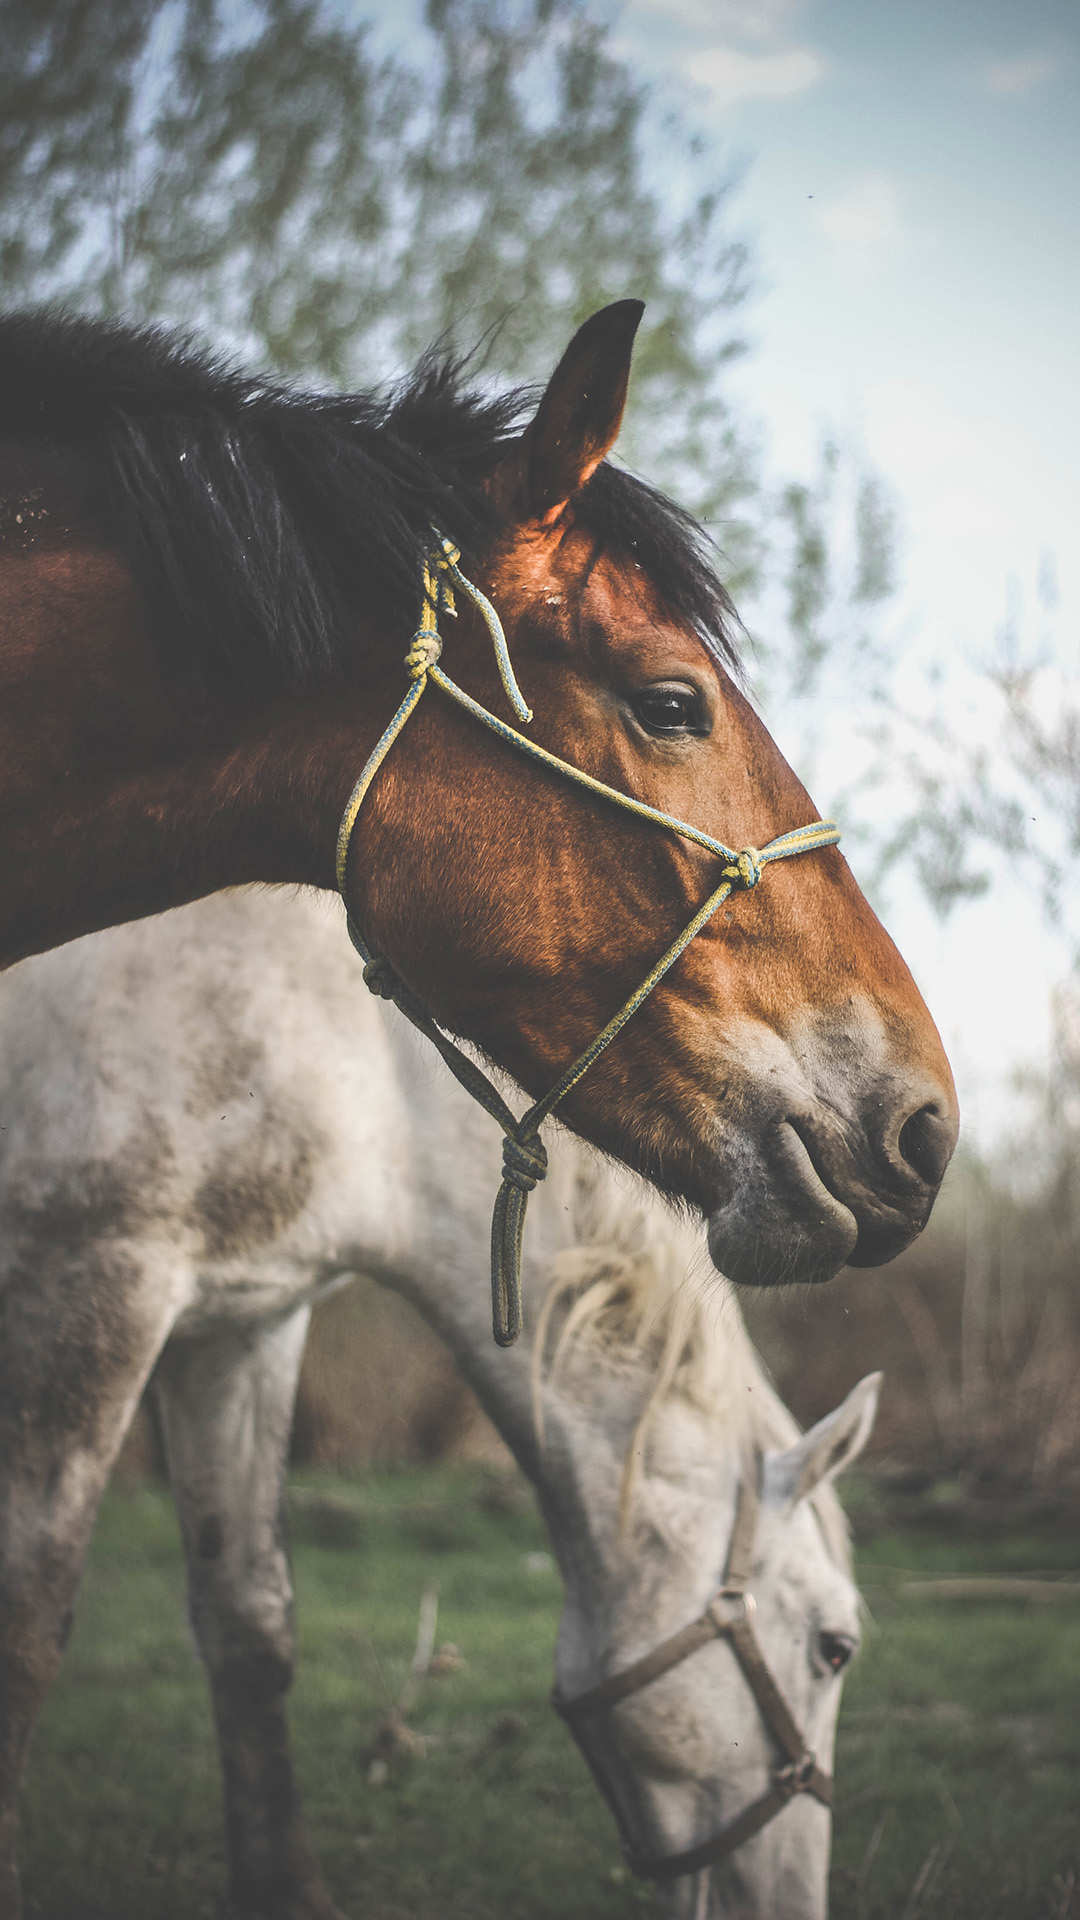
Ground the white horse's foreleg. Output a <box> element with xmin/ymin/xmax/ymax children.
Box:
<box><xmin>154</xmin><ymin>1307</ymin><xmax>347</xmax><ymax>1920</ymax></box>
<box><xmin>0</xmin><ymin>1245</ymin><xmax>178</xmax><ymax>1920</ymax></box>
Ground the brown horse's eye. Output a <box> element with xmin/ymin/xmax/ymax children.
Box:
<box><xmin>630</xmin><ymin>683</ymin><xmax>707</xmax><ymax>737</ymax></box>
<box><xmin>818</xmin><ymin>1630</ymin><xmax>856</xmax><ymax>1674</ymax></box>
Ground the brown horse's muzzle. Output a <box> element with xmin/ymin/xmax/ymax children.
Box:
<box><xmin>704</xmin><ymin>1014</ymin><xmax>959</xmax><ymax>1289</ymax></box>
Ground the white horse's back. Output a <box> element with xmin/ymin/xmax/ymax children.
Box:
<box><xmin>0</xmin><ymin>887</ymin><xmax>871</xmax><ymax>1920</ymax></box>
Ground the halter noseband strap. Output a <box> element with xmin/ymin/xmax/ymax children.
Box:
<box><xmin>553</xmin><ymin>1473</ymin><xmax>833</xmax><ymax>1883</ymax></box>
<box><xmin>336</xmin><ymin>535</ymin><xmax>841</xmax><ymax>1347</ymax></box>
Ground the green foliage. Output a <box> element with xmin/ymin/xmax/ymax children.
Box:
<box><xmin>770</xmin><ymin>437</ymin><xmax>900</xmax><ymax>703</ymax></box>
<box><xmin>0</xmin><ymin>2</ymin><xmax>156</xmax><ymax>296</ymax></box>
<box><xmin>853</xmin><ymin>468</ymin><xmax>896</xmax><ymax>607</ymax></box>
<box><xmin>862</xmin><ymin>545</ymin><xmax>1080</xmax><ymax>935</ymax></box>
<box><xmin>1</xmin><ymin>0</ymin><xmax>909</xmax><ymax>818</ymax></box>
<box><xmin>742</xmin><ymin>433</ymin><xmax>903</xmax><ymax>830</ymax></box>
<box><xmin>0</xmin><ymin>0</ymin><xmax>757</xmax><ymax>535</ymax></box>
<box><xmin>393</xmin><ymin>1</ymin><xmax>755</xmax><ymax>531</ymax></box>
<box><xmin>0</xmin><ymin>0</ymin><xmax>909</xmax><ymax>673</ymax></box>
<box><xmin>781</xmin><ymin>472</ymin><xmax>832</xmax><ymax>672</ymax></box>
<box><xmin>21</xmin><ymin>1469</ymin><xmax>1080</xmax><ymax>1918</ymax></box>
<box><xmin>1</xmin><ymin>0</ymin><xmax>419</xmax><ymax>363</ymax></box>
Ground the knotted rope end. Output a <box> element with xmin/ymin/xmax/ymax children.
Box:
<box><xmin>501</xmin><ymin>1131</ymin><xmax>548</xmax><ymax>1193</ymax></box>
<box><xmin>490</xmin><ymin>1130</ymin><xmax>549</xmax><ymax>1347</ymax></box>
<box><xmin>361</xmin><ymin>955</ymin><xmax>398</xmax><ymax>1000</ymax></box>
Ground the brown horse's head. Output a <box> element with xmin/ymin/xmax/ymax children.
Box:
<box><xmin>0</xmin><ymin>302</ymin><xmax>955</xmax><ymax>1289</ymax></box>
<box><xmin>353</xmin><ymin>302</ymin><xmax>958</xmax><ymax>1286</ymax></box>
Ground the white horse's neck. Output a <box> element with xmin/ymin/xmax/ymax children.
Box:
<box><xmin>0</xmin><ymin>885</ymin><xmax>861</xmax><ymax>1920</ymax></box>
<box><xmin>0</xmin><ymin>880</ymin><xmax>829</xmax><ymax>1600</ymax></box>
<box><xmin>374</xmin><ymin>1063</ymin><xmax>803</xmax><ymax>1617</ymax></box>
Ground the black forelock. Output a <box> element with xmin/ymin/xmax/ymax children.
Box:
<box><xmin>0</xmin><ymin>308</ymin><xmax>740</xmax><ymax>697</ymax></box>
<box><xmin>578</xmin><ymin>462</ymin><xmax>740</xmax><ymax>672</ymax></box>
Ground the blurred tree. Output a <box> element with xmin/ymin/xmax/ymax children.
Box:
<box><xmin>1</xmin><ymin>0</ymin><xmax>418</xmax><ymax>368</ymax></box>
<box><xmin>864</xmin><ymin>549</ymin><xmax>1080</xmax><ymax>930</ymax></box>
<box><xmin>753</xmin><ymin>436</ymin><xmax>899</xmax><ymax>699</ymax></box>
<box><xmin>386</xmin><ymin>0</ymin><xmax>755</xmax><ymax>537</ymax></box>
<box><xmin>962</xmin><ymin>567</ymin><xmax>1080</xmax><ymax>937</ymax></box>
<box><xmin>0</xmin><ymin>2</ymin><xmax>156</xmax><ymax>299</ymax></box>
<box><xmin>0</xmin><ymin>0</ymin><xmax>759</xmax><ymax>549</ymax></box>
<box><xmin>1</xmin><ymin>0</ymin><xmax>903</xmax><ymax>699</ymax></box>
<box><xmin>737</xmin><ymin>431</ymin><xmax>905</xmax><ymax>839</ymax></box>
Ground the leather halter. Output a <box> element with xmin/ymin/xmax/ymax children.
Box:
<box><xmin>553</xmin><ymin>1469</ymin><xmax>832</xmax><ymax>1882</ymax></box>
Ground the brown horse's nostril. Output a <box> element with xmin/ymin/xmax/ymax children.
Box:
<box><xmin>897</xmin><ymin>1104</ymin><xmax>954</xmax><ymax>1189</ymax></box>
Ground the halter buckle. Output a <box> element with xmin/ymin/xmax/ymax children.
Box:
<box><xmin>775</xmin><ymin>1750</ymin><xmax>817</xmax><ymax>1798</ymax></box>
<box><xmin>706</xmin><ymin>1587</ymin><xmax>756</xmax><ymax>1632</ymax></box>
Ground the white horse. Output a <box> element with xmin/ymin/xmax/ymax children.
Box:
<box><xmin>0</xmin><ymin>888</ymin><xmax>878</xmax><ymax>1920</ymax></box>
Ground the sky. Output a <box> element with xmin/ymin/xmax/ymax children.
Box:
<box><xmin>364</xmin><ymin>0</ymin><xmax>1080</xmax><ymax>1148</ymax></box>
<box><xmin>616</xmin><ymin>0</ymin><xmax>1079</xmax><ymax>650</ymax></box>
<box><xmin>606</xmin><ymin>0</ymin><xmax>1080</xmax><ymax>1147</ymax></box>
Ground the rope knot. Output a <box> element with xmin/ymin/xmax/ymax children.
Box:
<box><xmin>361</xmin><ymin>955</ymin><xmax>398</xmax><ymax>1000</ymax></box>
<box><xmin>727</xmin><ymin>846</ymin><xmax>763</xmax><ymax>890</ymax></box>
<box><xmin>404</xmin><ymin>627</ymin><xmax>442</xmax><ymax>680</ymax></box>
<box><xmin>501</xmin><ymin>1132</ymin><xmax>548</xmax><ymax>1193</ymax></box>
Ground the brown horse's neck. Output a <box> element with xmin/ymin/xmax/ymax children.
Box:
<box><xmin>0</xmin><ymin>728</ymin><xmax>350</xmax><ymax>968</ymax></box>
<box><xmin>0</xmin><ymin>539</ymin><xmax>389</xmax><ymax>966</ymax></box>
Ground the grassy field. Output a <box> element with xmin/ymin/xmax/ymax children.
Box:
<box><xmin>19</xmin><ymin>1465</ymin><xmax>1080</xmax><ymax>1920</ymax></box>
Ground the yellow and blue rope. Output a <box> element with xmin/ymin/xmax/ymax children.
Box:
<box><xmin>338</xmin><ymin>534</ymin><xmax>841</xmax><ymax>1346</ymax></box>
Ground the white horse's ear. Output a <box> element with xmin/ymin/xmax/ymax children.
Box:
<box><xmin>769</xmin><ymin>1372</ymin><xmax>882</xmax><ymax>1509</ymax></box>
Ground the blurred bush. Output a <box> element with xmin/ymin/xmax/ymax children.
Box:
<box><xmin>743</xmin><ymin>1082</ymin><xmax>1080</xmax><ymax>1519</ymax></box>
<box><xmin>292</xmin><ymin>1275</ymin><xmax>509</xmax><ymax>1468</ymax></box>
<box><xmin>115</xmin><ymin>1107</ymin><xmax>1080</xmax><ymax>1508</ymax></box>
<box><xmin>299</xmin><ymin>1089</ymin><xmax>1080</xmax><ymax>1505</ymax></box>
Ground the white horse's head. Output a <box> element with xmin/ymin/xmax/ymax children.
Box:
<box><xmin>529</xmin><ymin>1192</ymin><xmax>878</xmax><ymax>1920</ymax></box>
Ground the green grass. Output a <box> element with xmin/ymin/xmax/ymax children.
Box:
<box><xmin>19</xmin><ymin>1467</ymin><xmax>1080</xmax><ymax>1919</ymax></box>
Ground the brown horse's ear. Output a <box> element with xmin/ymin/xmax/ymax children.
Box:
<box><xmin>520</xmin><ymin>300</ymin><xmax>644</xmax><ymax>524</ymax></box>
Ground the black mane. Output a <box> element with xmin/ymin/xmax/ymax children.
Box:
<box><xmin>0</xmin><ymin>309</ymin><xmax>739</xmax><ymax>696</ymax></box>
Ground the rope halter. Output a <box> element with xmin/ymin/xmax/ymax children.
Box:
<box><xmin>336</xmin><ymin>533</ymin><xmax>841</xmax><ymax>1346</ymax></box>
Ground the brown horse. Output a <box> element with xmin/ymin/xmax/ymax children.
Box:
<box><xmin>0</xmin><ymin>299</ymin><xmax>956</xmax><ymax>1287</ymax></box>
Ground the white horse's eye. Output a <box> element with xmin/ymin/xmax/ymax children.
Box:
<box><xmin>818</xmin><ymin>1629</ymin><xmax>856</xmax><ymax>1673</ymax></box>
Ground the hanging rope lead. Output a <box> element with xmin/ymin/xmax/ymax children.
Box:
<box><xmin>337</xmin><ymin>535</ymin><xmax>841</xmax><ymax>1346</ymax></box>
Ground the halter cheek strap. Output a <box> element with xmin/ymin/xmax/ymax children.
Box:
<box><xmin>336</xmin><ymin>535</ymin><xmax>841</xmax><ymax>1347</ymax></box>
<box><xmin>553</xmin><ymin>1472</ymin><xmax>833</xmax><ymax>1881</ymax></box>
